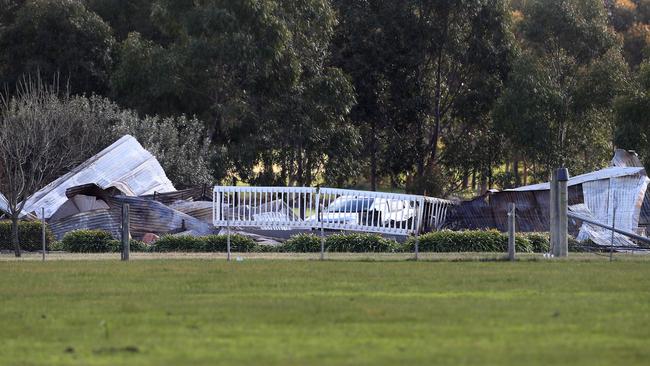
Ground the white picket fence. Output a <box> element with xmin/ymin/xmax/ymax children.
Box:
<box><xmin>213</xmin><ymin>186</ymin><xmax>453</xmax><ymax>236</ymax></box>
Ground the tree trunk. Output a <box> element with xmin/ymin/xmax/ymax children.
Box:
<box><xmin>513</xmin><ymin>158</ymin><xmax>520</xmax><ymax>187</ymax></box>
<box><xmin>11</xmin><ymin>214</ymin><xmax>20</xmax><ymax>257</ymax></box>
<box><xmin>523</xmin><ymin>159</ymin><xmax>528</xmax><ymax>186</ymax></box>
<box><xmin>370</xmin><ymin>121</ymin><xmax>378</xmax><ymax>191</ymax></box>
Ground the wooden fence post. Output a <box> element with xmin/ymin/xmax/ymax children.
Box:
<box><xmin>121</xmin><ymin>203</ymin><xmax>130</xmax><ymax>261</ymax></box>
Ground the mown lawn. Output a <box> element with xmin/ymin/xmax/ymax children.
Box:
<box><xmin>1</xmin><ymin>258</ymin><xmax>649</xmax><ymax>365</ymax></box>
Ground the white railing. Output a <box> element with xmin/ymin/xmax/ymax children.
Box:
<box><xmin>213</xmin><ymin>186</ymin><xmax>318</xmax><ymax>230</ymax></box>
<box><xmin>317</xmin><ymin>188</ymin><xmax>424</xmax><ymax>235</ymax></box>
<box><xmin>213</xmin><ymin>186</ymin><xmax>452</xmax><ymax>235</ymax></box>
<box><xmin>422</xmin><ymin>197</ymin><xmax>454</xmax><ymax>232</ymax></box>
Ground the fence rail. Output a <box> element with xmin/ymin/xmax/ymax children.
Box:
<box><xmin>213</xmin><ymin>186</ymin><xmax>453</xmax><ymax>235</ymax></box>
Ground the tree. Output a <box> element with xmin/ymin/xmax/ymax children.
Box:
<box><xmin>615</xmin><ymin>61</ymin><xmax>650</xmax><ymax>167</ymax></box>
<box><xmin>494</xmin><ymin>0</ymin><xmax>629</xmax><ymax>176</ymax></box>
<box><xmin>0</xmin><ymin>77</ymin><xmax>102</xmax><ymax>256</ymax></box>
<box><xmin>332</xmin><ymin>0</ymin><xmax>514</xmax><ymax>194</ymax></box>
<box><xmin>112</xmin><ymin>0</ymin><xmax>357</xmax><ymax>186</ymax></box>
<box><xmin>0</xmin><ymin>0</ymin><xmax>115</xmax><ymax>95</ymax></box>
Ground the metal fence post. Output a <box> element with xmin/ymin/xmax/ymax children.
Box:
<box><xmin>41</xmin><ymin>207</ymin><xmax>46</xmax><ymax>261</ymax></box>
<box><xmin>227</xmin><ymin>217</ymin><xmax>231</xmax><ymax>262</ymax></box>
<box><xmin>556</xmin><ymin>168</ymin><xmax>569</xmax><ymax>257</ymax></box>
<box><xmin>121</xmin><ymin>203</ymin><xmax>130</xmax><ymax>261</ymax></box>
<box><xmin>508</xmin><ymin>203</ymin><xmax>516</xmax><ymax>261</ymax></box>
<box><xmin>317</xmin><ymin>188</ymin><xmax>325</xmax><ymax>261</ymax></box>
<box><xmin>610</xmin><ymin>201</ymin><xmax>616</xmax><ymax>262</ymax></box>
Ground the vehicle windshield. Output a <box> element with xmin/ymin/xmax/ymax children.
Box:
<box><xmin>326</xmin><ymin>198</ymin><xmax>374</xmax><ymax>213</ymax></box>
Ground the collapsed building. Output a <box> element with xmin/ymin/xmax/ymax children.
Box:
<box><xmin>3</xmin><ymin>134</ymin><xmax>649</xmax><ymax>248</ymax></box>
<box><xmin>0</xmin><ymin>135</ymin><xmax>296</xmax><ymax>244</ymax></box>
<box><xmin>448</xmin><ymin>150</ymin><xmax>650</xmax><ymax>246</ymax></box>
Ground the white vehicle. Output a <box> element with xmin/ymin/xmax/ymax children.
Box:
<box><xmin>312</xmin><ymin>195</ymin><xmax>417</xmax><ymax>229</ymax></box>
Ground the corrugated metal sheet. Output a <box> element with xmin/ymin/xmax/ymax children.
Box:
<box><xmin>105</xmin><ymin>196</ymin><xmax>216</xmax><ymax>239</ymax></box>
<box><xmin>49</xmin><ymin>209</ymin><xmax>122</xmax><ymax>240</ymax></box>
<box><xmin>448</xmin><ymin>186</ymin><xmax>582</xmax><ymax>232</ymax></box>
<box><xmin>509</xmin><ymin>167</ymin><xmax>646</xmax><ymax>192</ymax></box>
<box><xmin>611</xmin><ymin>149</ymin><xmax>643</xmax><ymax>168</ymax></box>
<box><xmin>168</xmin><ymin>201</ymin><xmax>213</xmax><ymax>223</ymax></box>
<box><xmin>140</xmin><ymin>186</ymin><xmax>212</xmax><ymax>205</ymax></box>
<box><xmin>21</xmin><ymin>135</ymin><xmax>175</xmax><ymax>219</ymax></box>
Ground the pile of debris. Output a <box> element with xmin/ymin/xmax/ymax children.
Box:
<box><xmin>448</xmin><ymin>149</ymin><xmax>650</xmax><ymax>247</ymax></box>
<box><xmin>0</xmin><ymin>135</ymin><xmax>284</xmax><ymax>245</ymax></box>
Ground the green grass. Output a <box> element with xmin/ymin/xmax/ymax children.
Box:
<box><xmin>1</xmin><ymin>259</ymin><xmax>649</xmax><ymax>365</ymax></box>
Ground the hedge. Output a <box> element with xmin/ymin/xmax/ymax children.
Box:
<box><xmin>404</xmin><ymin>230</ymin><xmax>581</xmax><ymax>253</ymax></box>
<box><xmin>152</xmin><ymin>234</ymin><xmax>257</xmax><ymax>252</ymax></box>
<box><xmin>277</xmin><ymin>233</ymin><xmax>400</xmax><ymax>253</ymax></box>
<box><xmin>0</xmin><ymin>220</ymin><xmax>54</xmax><ymax>251</ymax></box>
<box><xmin>403</xmin><ymin>230</ymin><xmax>566</xmax><ymax>253</ymax></box>
<box><xmin>60</xmin><ymin>230</ymin><xmax>150</xmax><ymax>253</ymax></box>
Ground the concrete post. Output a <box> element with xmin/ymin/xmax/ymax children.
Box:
<box><xmin>507</xmin><ymin>202</ymin><xmax>516</xmax><ymax>261</ymax></box>
<box><xmin>555</xmin><ymin>168</ymin><xmax>569</xmax><ymax>257</ymax></box>
<box><xmin>549</xmin><ymin>170</ymin><xmax>558</xmax><ymax>254</ymax></box>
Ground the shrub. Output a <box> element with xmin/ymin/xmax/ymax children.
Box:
<box><xmin>61</xmin><ymin>230</ymin><xmax>115</xmax><ymax>253</ymax></box>
<box><xmin>152</xmin><ymin>234</ymin><xmax>257</xmax><ymax>252</ymax></box>
<box><xmin>202</xmin><ymin>235</ymin><xmax>257</xmax><ymax>252</ymax></box>
<box><xmin>326</xmin><ymin>233</ymin><xmax>400</xmax><ymax>252</ymax></box>
<box><xmin>404</xmin><ymin>230</ymin><xmax>537</xmax><ymax>253</ymax></box>
<box><xmin>278</xmin><ymin>233</ymin><xmax>321</xmax><ymax>252</ymax></box>
<box><xmin>0</xmin><ymin>220</ymin><xmax>55</xmax><ymax>251</ymax></box>
<box><xmin>523</xmin><ymin>232</ymin><xmax>550</xmax><ymax>253</ymax></box>
<box><xmin>277</xmin><ymin>233</ymin><xmax>400</xmax><ymax>253</ymax></box>
<box><xmin>152</xmin><ymin>235</ymin><xmax>205</xmax><ymax>252</ymax></box>
<box><xmin>107</xmin><ymin>239</ymin><xmax>150</xmax><ymax>253</ymax></box>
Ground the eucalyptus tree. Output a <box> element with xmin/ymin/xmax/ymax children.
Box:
<box><xmin>494</xmin><ymin>0</ymin><xmax>629</xmax><ymax>176</ymax></box>
<box><xmin>0</xmin><ymin>0</ymin><xmax>115</xmax><ymax>95</ymax></box>
<box><xmin>333</xmin><ymin>0</ymin><xmax>514</xmax><ymax>194</ymax></box>
<box><xmin>112</xmin><ymin>0</ymin><xmax>357</xmax><ymax>186</ymax></box>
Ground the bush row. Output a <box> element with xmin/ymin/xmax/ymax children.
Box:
<box><xmin>403</xmin><ymin>230</ymin><xmax>553</xmax><ymax>253</ymax></box>
<box><xmin>277</xmin><ymin>233</ymin><xmax>400</xmax><ymax>253</ymax></box>
<box><xmin>56</xmin><ymin>230</ymin><xmax>149</xmax><ymax>253</ymax></box>
<box><xmin>52</xmin><ymin>229</ymin><xmax>577</xmax><ymax>253</ymax></box>
<box><xmin>0</xmin><ymin>220</ymin><xmax>54</xmax><ymax>251</ymax></box>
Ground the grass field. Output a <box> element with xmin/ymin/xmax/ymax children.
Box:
<box><xmin>1</xmin><ymin>256</ymin><xmax>649</xmax><ymax>365</ymax></box>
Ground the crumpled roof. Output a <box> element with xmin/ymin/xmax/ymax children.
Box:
<box><xmin>20</xmin><ymin>135</ymin><xmax>175</xmax><ymax>219</ymax></box>
<box><xmin>508</xmin><ymin>167</ymin><xmax>647</xmax><ymax>192</ymax></box>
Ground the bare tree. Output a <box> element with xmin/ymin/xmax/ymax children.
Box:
<box><xmin>0</xmin><ymin>76</ymin><xmax>99</xmax><ymax>256</ymax></box>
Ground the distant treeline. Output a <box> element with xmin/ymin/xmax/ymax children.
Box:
<box><xmin>1</xmin><ymin>0</ymin><xmax>650</xmax><ymax>195</ymax></box>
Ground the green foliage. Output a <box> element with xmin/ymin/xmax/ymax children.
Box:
<box><xmin>0</xmin><ymin>220</ymin><xmax>54</xmax><ymax>251</ymax></box>
<box><xmin>404</xmin><ymin>230</ymin><xmax>553</xmax><ymax>253</ymax></box>
<box><xmin>152</xmin><ymin>234</ymin><xmax>257</xmax><ymax>252</ymax></box>
<box><xmin>278</xmin><ymin>233</ymin><xmax>399</xmax><ymax>253</ymax></box>
<box><xmin>279</xmin><ymin>233</ymin><xmax>322</xmax><ymax>252</ymax></box>
<box><xmin>201</xmin><ymin>235</ymin><xmax>258</xmax><ymax>253</ymax></box>
<box><xmin>615</xmin><ymin>61</ymin><xmax>650</xmax><ymax>169</ymax></box>
<box><xmin>0</xmin><ymin>0</ymin><xmax>115</xmax><ymax>94</ymax></box>
<box><xmin>495</xmin><ymin>0</ymin><xmax>630</xmax><ymax>177</ymax></box>
<box><xmin>325</xmin><ymin>233</ymin><xmax>400</xmax><ymax>253</ymax></box>
<box><xmin>152</xmin><ymin>235</ymin><xmax>206</xmax><ymax>252</ymax></box>
<box><xmin>60</xmin><ymin>230</ymin><xmax>115</xmax><ymax>253</ymax></box>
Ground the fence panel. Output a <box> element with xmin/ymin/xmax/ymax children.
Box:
<box><xmin>213</xmin><ymin>186</ymin><xmax>452</xmax><ymax>235</ymax></box>
<box><xmin>213</xmin><ymin>186</ymin><xmax>318</xmax><ymax>229</ymax></box>
<box><xmin>422</xmin><ymin>197</ymin><xmax>454</xmax><ymax>232</ymax></box>
<box><xmin>318</xmin><ymin>188</ymin><xmax>425</xmax><ymax>235</ymax></box>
